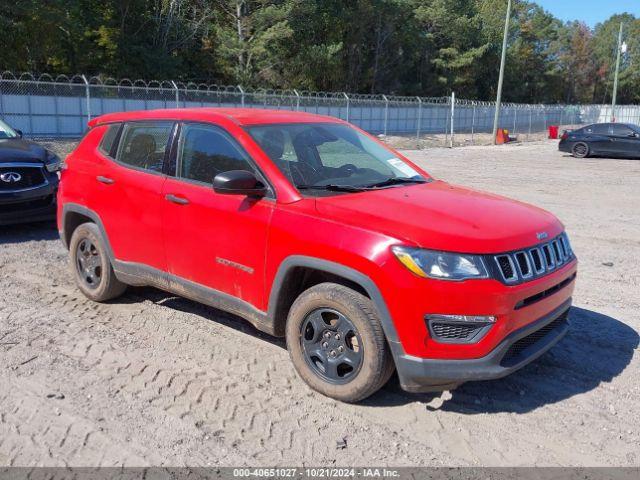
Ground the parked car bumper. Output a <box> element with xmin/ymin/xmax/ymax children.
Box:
<box><xmin>393</xmin><ymin>298</ymin><xmax>571</xmax><ymax>392</ymax></box>
<box><xmin>0</xmin><ymin>178</ymin><xmax>58</xmax><ymax>226</ymax></box>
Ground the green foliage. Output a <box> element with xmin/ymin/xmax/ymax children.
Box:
<box><xmin>0</xmin><ymin>0</ymin><xmax>637</xmax><ymax>103</ymax></box>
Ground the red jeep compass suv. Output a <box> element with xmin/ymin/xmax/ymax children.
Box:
<box><xmin>57</xmin><ymin>108</ymin><xmax>577</xmax><ymax>402</ymax></box>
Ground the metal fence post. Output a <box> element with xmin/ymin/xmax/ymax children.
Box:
<box><xmin>471</xmin><ymin>104</ymin><xmax>476</xmax><ymax>145</ymax></box>
<box><xmin>238</xmin><ymin>85</ymin><xmax>245</xmax><ymax>107</ymax></box>
<box><xmin>81</xmin><ymin>75</ymin><xmax>91</xmax><ymax>128</ymax></box>
<box><xmin>293</xmin><ymin>89</ymin><xmax>301</xmax><ymax>111</ymax></box>
<box><xmin>449</xmin><ymin>92</ymin><xmax>455</xmax><ymax>148</ymax></box>
<box><xmin>171</xmin><ymin>81</ymin><xmax>179</xmax><ymax>108</ymax></box>
<box><xmin>416</xmin><ymin>96</ymin><xmax>422</xmax><ymax>143</ymax></box>
<box><xmin>527</xmin><ymin>108</ymin><xmax>532</xmax><ymax>141</ymax></box>
<box><xmin>343</xmin><ymin>92</ymin><xmax>350</xmax><ymax>122</ymax></box>
<box><xmin>513</xmin><ymin>107</ymin><xmax>517</xmax><ymax>136</ymax></box>
<box><xmin>382</xmin><ymin>95</ymin><xmax>389</xmax><ymax>136</ymax></box>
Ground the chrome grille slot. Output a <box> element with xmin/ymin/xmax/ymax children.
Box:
<box><xmin>552</xmin><ymin>240</ymin><xmax>563</xmax><ymax>265</ymax></box>
<box><xmin>492</xmin><ymin>233</ymin><xmax>574</xmax><ymax>284</ymax></box>
<box><xmin>495</xmin><ymin>255</ymin><xmax>517</xmax><ymax>282</ymax></box>
<box><xmin>514</xmin><ymin>252</ymin><xmax>532</xmax><ymax>278</ymax></box>
<box><xmin>530</xmin><ymin>248</ymin><xmax>545</xmax><ymax>274</ymax></box>
<box><xmin>542</xmin><ymin>244</ymin><xmax>555</xmax><ymax>270</ymax></box>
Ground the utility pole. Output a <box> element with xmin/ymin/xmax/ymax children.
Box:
<box><xmin>492</xmin><ymin>0</ymin><xmax>512</xmax><ymax>144</ymax></box>
<box><xmin>611</xmin><ymin>22</ymin><xmax>624</xmax><ymax>122</ymax></box>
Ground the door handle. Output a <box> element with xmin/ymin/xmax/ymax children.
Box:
<box><xmin>165</xmin><ymin>194</ymin><xmax>189</xmax><ymax>205</ymax></box>
<box><xmin>96</xmin><ymin>176</ymin><xmax>115</xmax><ymax>185</ymax></box>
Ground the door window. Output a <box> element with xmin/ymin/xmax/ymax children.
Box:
<box><xmin>610</xmin><ymin>124</ymin><xmax>634</xmax><ymax>137</ymax></box>
<box><xmin>117</xmin><ymin>122</ymin><xmax>173</xmax><ymax>172</ymax></box>
<box><xmin>177</xmin><ymin>124</ymin><xmax>254</xmax><ymax>184</ymax></box>
<box><xmin>589</xmin><ymin>124</ymin><xmax>609</xmax><ymax>135</ymax></box>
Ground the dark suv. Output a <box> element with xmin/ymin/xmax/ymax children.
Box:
<box><xmin>0</xmin><ymin>119</ymin><xmax>62</xmax><ymax>225</ymax></box>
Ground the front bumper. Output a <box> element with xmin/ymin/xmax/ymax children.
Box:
<box><xmin>0</xmin><ymin>180</ymin><xmax>58</xmax><ymax>225</ymax></box>
<box><xmin>394</xmin><ymin>299</ymin><xmax>571</xmax><ymax>392</ymax></box>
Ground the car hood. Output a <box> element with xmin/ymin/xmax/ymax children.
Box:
<box><xmin>0</xmin><ymin>138</ymin><xmax>47</xmax><ymax>163</ymax></box>
<box><xmin>314</xmin><ymin>180</ymin><xmax>563</xmax><ymax>254</ymax></box>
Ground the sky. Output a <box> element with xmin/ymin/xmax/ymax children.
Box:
<box><xmin>534</xmin><ymin>0</ymin><xmax>639</xmax><ymax>27</ymax></box>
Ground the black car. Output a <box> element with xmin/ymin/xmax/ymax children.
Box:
<box><xmin>0</xmin><ymin>119</ymin><xmax>61</xmax><ymax>225</ymax></box>
<box><xmin>559</xmin><ymin>122</ymin><xmax>640</xmax><ymax>159</ymax></box>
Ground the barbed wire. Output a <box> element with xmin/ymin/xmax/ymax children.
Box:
<box><xmin>0</xmin><ymin>71</ymin><xmax>618</xmax><ymax>109</ymax></box>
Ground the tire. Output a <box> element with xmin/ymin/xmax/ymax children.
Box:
<box><xmin>69</xmin><ymin>222</ymin><xmax>126</xmax><ymax>302</ymax></box>
<box><xmin>572</xmin><ymin>142</ymin><xmax>589</xmax><ymax>158</ymax></box>
<box><xmin>286</xmin><ymin>282</ymin><xmax>394</xmax><ymax>402</ymax></box>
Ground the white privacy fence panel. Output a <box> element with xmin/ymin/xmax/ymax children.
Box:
<box><xmin>2</xmin><ymin>72</ymin><xmax>640</xmax><ymax>144</ymax></box>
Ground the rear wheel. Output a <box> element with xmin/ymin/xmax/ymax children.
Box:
<box><xmin>572</xmin><ymin>142</ymin><xmax>589</xmax><ymax>158</ymax></box>
<box><xmin>286</xmin><ymin>283</ymin><xmax>394</xmax><ymax>402</ymax></box>
<box><xmin>69</xmin><ymin>223</ymin><xmax>126</xmax><ymax>302</ymax></box>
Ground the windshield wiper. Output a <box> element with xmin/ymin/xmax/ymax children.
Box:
<box><xmin>362</xmin><ymin>177</ymin><xmax>428</xmax><ymax>189</ymax></box>
<box><xmin>297</xmin><ymin>184</ymin><xmax>371</xmax><ymax>192</ymax></box>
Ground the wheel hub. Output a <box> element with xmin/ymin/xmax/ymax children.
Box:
<box><xmin>300</xmin><ymin>308</ymin><xmax>363</xmax><ymax>384</ymax></box>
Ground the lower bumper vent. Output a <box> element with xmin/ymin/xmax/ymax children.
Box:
<box><xmin>501</xmin><ymin>309</ymin><xmax>569</xmax><ymax>366</ymax></box>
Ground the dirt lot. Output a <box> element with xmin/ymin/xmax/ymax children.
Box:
<box><xmin>1</xmin><ymin>140</ymin><xmax>638</xmax><ymax>467</ymax></box>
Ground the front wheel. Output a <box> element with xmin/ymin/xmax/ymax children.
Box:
<box><xmin>572</xmin><ymin>142</ymin><xmax>589</xmax><ymax>158</ymax></box>
<box><xmin>286</xmin><ymin>283</ymin><xmax>394</xmax><ymax>402</ymax></box>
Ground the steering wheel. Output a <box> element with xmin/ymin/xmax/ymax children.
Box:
<box><xmin>336</xmin><ymin>163</ymin><xmax>358</xmax><ymax>177</ymax></box>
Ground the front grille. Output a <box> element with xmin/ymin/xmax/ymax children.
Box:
<box><xmin>493</xmin><ymin>233</ymin><xmax>574</xmax><ymax>284</ymax></box>
<box><xmin>0</xmin><ymin>165</ymin><xmax>46</xmax><ymax>191</ymax></box>
<box><xmin>431</xmin><ymin>322</ymin><xmax>484</xmax><ymax>340</ymax></box>
<box><xmin>501</xmin><ymin>309</ymin><xmax>569</xmax><ymax>366</ymax></box>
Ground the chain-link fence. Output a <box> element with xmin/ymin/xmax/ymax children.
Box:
<box><xmin>2</xmin><ymin>72</ymin><xmax>640</xmax><ymax>147</ymax></box>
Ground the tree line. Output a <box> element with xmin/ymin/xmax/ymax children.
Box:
<box><xmin>1</xmin><ymin>1</ymin><xmax>638</xmax><ymax>104</ymax></box>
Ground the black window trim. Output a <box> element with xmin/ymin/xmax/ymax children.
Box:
<box><xmin>170</xmin><ymin>121</ymin><xmax>276</xmax><ymax>199</ymax></box>
<box><xmin>109</xmin><ymin>120</ymin><xmax>177</xmax><ymax>177</ymax></box>
<box><xmin>96</xmin><ymin>122</ymin><xmax>123</xmax><ymax>159</ymax></box>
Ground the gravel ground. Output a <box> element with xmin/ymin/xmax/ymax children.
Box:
<box><xmin>1</xmin><ymin>140</ymin><xmax>638</xmax><ymax>467</ymax></box>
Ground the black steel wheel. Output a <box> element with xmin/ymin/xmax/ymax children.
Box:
<box><xmin>76</xmin><ymin>238</ymin><xmax>102</xmax><ymax>289</ymax></box>
<box><xmin>300</xmin><ymin>308</ymin><xmax>364</xmax><ymax>384</ymax></box>
<box><xmin>286</xmin><ymin>282</ymin><xmax>394</xmax><ymax>402</ymax></box>
<box><xmin>69</xmin><ymin>222</ymin><xmax>127</xmax><ymax>302</ymax></box>
<box><xmin>572</xmin><ymin>142</ymin><xmax>589</xmax><ymax>158</ymax></box>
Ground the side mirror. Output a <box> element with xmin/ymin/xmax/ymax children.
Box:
<box><xmin>213</xmin><ymin>170</ymin><xmax>267</xmax><ymax>197</ymax></box>
<box><xmin>15</xmin><ymin>129</ymin><xmax>23</xmax><ymax>138</ymax></box>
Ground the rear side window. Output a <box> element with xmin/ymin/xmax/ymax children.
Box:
<box><xmin>583</xmin><ymin>124</ymin><xmax>607</xmax><ymax>134</ymax></box>
<box><xmin>99</xmin><ymin>123</ymin><xmax>121</xmax><ymax>157</ymax></box>
<box><xmin>177</xmin><ymin>123</ymin><xmax>254</xmax><ymax>184</ymax></box>
<box><xmin>117</xmin><ymin>122</ymin><xmax>173</xmax><ymax>173</ymax></box>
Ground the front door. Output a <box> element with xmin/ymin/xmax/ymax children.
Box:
<box><xmin>609</xmin><ymin>124</ymin><xmax>640</xmax><ymax>157</ymax></box>
<box><xmin>161</xmin><ymin>122</ymin><xmax>274</xmax><ymax>310</ymax></box>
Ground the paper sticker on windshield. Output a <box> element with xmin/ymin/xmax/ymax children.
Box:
<box><xmin>387</xmin><ymin>158</ymin><xmax>419</xmax><ymax>177</ymax></box>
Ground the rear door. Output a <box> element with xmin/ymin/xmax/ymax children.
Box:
<box><xmin>94</xmin><ymin>121</ymin><xmax>175</xmax><ymax>271</ymax></box>
<box><xmin>161</xmin><ymin>122</ymin><xmax>274</xmax><ymax>310</ymax></box>
<box><xmin>583</xmin><ymin>123</ymin><xmax>612</xmax><ymax>154</ymax></box>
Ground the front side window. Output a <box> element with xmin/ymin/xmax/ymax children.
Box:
<box><xmin>248</xmin><ymin>123</ymin><xmax>426</xmax><ymax>194</ymax></box>
<box><xmin>610</xmin><ymin>124</ymin><xmax>634</xmax><ymax>137</ymax></box>
<box><xmin>0</xmin><ymin>119</ymin><xmax>19</xmax><ymax>139</ymax></box>
<box><xmin>117</xmin><ymin>122</ymin><xmax>173</xmax><ymax>172</ymax></box>
<box><xmin>177</xmin><ymin>123</ymin><xmax>253</xmax><ymax>184</ymax></box>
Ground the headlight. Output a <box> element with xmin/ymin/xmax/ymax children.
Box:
<box><xmin>45</xmin><ymin>151</ymin><xmax>62</xmax><ymax>172</ymax></box>
<box><xmin>391</xmin><ymin>246</ymin><xmax>489</xmax><ymax>281</ymax></box>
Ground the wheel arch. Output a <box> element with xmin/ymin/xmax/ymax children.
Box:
<box><xmin>60</xmin><ymin>204</ymin><xmax>115</xmax><ymax>260</ymax></box>
<box><xmin>267</xmin><ymin>255</ymin><xmax>400</xmax><ymax>347</ymax></box>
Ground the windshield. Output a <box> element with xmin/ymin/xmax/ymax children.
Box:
<box><xmin>0</xmin><ymin>119</ymin><xmax>19</xmax><ymax>139</ymax></box>
<box><xmin>248</xmin><ymin>123</ymin><xmax>427</xmax><ymax>193</ymax></box>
